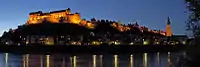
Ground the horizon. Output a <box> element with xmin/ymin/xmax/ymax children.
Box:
<box><xmin>0</xmin><ymin>0</ymin><xmax>189</xmax><ymax>36</ymax></box>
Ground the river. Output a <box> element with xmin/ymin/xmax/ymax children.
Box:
<box><xmin>0</xmin><ymin>52</ymin><xmax>184</xmax><ymax>67</ymax></box>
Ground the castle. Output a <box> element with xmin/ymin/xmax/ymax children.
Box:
<box><xmin>26</xmin><ymin>8</ymin><xmax>172</xmax><ymax>36</ymax></box>
<box><xmin>27</xmin><ymin>8</ymin><xmax>81</xmax><ymax>24</ymax></box>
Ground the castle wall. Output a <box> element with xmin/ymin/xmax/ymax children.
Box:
<box><xmin>26</xmin><ymin>10</ymin><xmax>81</xmax><ymax>24</ymax></box>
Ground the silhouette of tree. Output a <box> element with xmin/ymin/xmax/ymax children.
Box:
<box><xmin>91</xmin><ymin>18</ymin><xmax>96</xmax><ymax>22</ymax></box>
<box><xmin>185</xmin><ymin>0</ymin><xmax>200</xmax><ymax>37</ymax></box>
<box><xmin>176</xmin><ymin>1</ymin><xmax>200</xmax><ymax>67</ymax></box>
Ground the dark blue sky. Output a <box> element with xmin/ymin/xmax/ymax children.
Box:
<box><xmin>0</xmin><ymin>0</ymin><xmax>188</xmax><ymax>35</ymax></box>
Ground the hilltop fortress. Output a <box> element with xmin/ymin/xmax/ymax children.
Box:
<box><xmin>26</xmin><ymin>8</ymin><xmax>169</xmax><ymax>36</ymax></box>
<box><xmin>27</xmin><ymin>8</ymin><xmax>81</xmax><ymax>24</ymax></box>
<box><xmin>27</xmin><ymin>8</ymin><xmax>96</xmax><ymax>29</ymax></box>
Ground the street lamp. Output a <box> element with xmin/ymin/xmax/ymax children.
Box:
<box><xmin>143</xmin><ymin>41</ymin><xmax>148</xmax><ymax>45</ymax></box>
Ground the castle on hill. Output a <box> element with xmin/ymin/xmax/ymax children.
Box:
<box><xmin>26</xmin><ymin>8</ymin><xmax>171</xmax><ymax>36</ymax></box>
<box><xmin>27</xmin><ymin>8</ymin><xmax>81</xmax><ymax>24</ymax></box>
<box><xmin>0</xmin><ymin>8</ymin><xmax>183</xmax><ymax>45</ymax></box>
<box><xmin>27</xmin><ymin>8</ymin><xmax>95</xmax><ymax>29</ymax></box>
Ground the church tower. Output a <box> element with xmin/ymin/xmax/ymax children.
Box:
<box><xmin>166</xmin><ymin>17</ymin><xmax>172</xmax><ymax>37</ymax></box>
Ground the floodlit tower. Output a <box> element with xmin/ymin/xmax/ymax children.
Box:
<box><xmin>166</xmin><ymin>17</ymin><xmax>172</xmax><ymax>37</ymax></box>
<box><xmin>66</xmin><ymin>8</ymin><xmax>71</xmax><ymax>14</ymax></box>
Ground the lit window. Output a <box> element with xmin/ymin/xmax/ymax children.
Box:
<box><xmin>26</xmin><ymin>41</ymin><xmax>29</xmax><ymax>45</ymax></box>
<box><xmin>182</xmin><ymin>41</ymin><xmax>186</xmax><ymax>44</ymax></box>
<box><xmin>61</xmin><ymin>36</ymin><xmax>64</xmax><ymax>38</ymax></box>
<box><xmin>114</xmin><ymin>41</ymin><xmax>120</xmax><ymax>45</ymax></box>
<box><xmin>143</xmin><ymin>41</ymin><xmax>148</xmax><ymax>45</ymax></box>
<box><xmin>129</xmin><ymin>42</ymin><xmax>134</xmax><ymax>45</ymax></box>
<box><xmin>18</xmin><ymin>43</ymin><xmax>20</xmax><ymax>46</ymax></box>
<box><xmin>175</xmin><ymin>42</ymin><xmax>179</xmax><ymax>44</ymax></box>
<box><xmin>5</xmin><ymin>42</ymin><xmax>9</xmax><ymax>45</ymax></box>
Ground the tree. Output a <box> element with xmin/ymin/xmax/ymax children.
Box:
<box><xmin>177</xmin><ymin>0</ymin><xmax>200</xmax><ymax>67</ymax></box>
<box><xmin>185</xmin><ymin>0</ymin><xmax>200</xmax><ymax>37</ymax></box>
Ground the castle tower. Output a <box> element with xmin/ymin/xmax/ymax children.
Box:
<box><xmin>166</xmin><ymin>17</ymin><xmax>172</xmax><ymax>37</ymax></box>
<box><xmin>66</xmin><ymin>8</ymin><xmax>71</xmax><ymax>14</ymax></box>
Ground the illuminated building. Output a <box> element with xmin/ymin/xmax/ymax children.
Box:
<box><xmin>0</xmin><ymin>8</ymin><xmax>191</xmax><ymax>45</ymax></box>
<box><xmin>26</xmin><ymin>8</ymin><xmax>95</xmax><ymax>29</ymax></box>
<box><xmin>27</xmin><ymin>8</ymin><xmax>81</xmax><ymax>24</ymax></box>
<box><xmin>166</xmin><ymin>17</ymin><xmax>172</xmax><ymax>37</ymax></box>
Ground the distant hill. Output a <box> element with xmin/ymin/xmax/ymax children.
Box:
<box><xmin>0</xmin><ymin>20</ymin><xmax>165</xmax><ymax>44</ymax></box>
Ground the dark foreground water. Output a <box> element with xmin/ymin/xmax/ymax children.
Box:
<box><xmin>0</xmin><ymin>52</ymin><xmax>184</xmax><ymax>67</ymax></box>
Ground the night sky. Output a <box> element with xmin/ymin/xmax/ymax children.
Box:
<box><xmin>0</xmin><ymin>0</ymin><xmax>189</xmax><ymax>35</ymax></box>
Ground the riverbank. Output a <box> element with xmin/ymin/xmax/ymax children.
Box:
<box><xmin>0</xmin><ymin>44</ymin><xmax>187</xmax><ymax>54</ymax></box>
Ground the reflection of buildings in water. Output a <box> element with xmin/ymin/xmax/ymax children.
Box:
<box><xmin>113</xmin><ymin>55</ymin><xmax>119</xmax><ymax>67</ymax></box>
<box><xmin>100</xmin><ymin>55</ymin><xmax>103</xmax><ymax>67</ymax></box>
<box><xmin>167</xmin><ymin>52</ymin><xmax>172</xmax><ymax>67</ymax></box>
<box><xmin>143</xmin><ymin>53</ymin><xmax>148</xmax><ymax>67</ymax></box>
<box><xmin>71</xmin><ymin>55</ymin><xmax>91</xmax><ymax>67</ymax></box>
<box><xmin>23</xmin><ymin>54</ymin><xmax>29</xmax><ymax>67</ymax></box>
<box><xmin>157</xmin><ymin>52</ymin><xmax>160</xmax><ymax>67</ymax></box>
<box><xmin>129</xmin><ymin>55</ymin><xmax>134</xmax><ymax>67</ymax></box>
<box><xmin>4</xmin><ymin>53</ymin><xmax>8</xmax><ymax>67</ymax></box>
<box><xmin>23</xmin><ymin>54</ymin><xmax>43</xmax><ymax>67</ymax></box>
<box><xmin>2</xmin><ymin>53</ymin><xmax>178</xmax><ymax>67</ymax></box>
<box><xmin>22</xmin><ymin>54</ymin><xmax>67</xmax><ymax>67</ymax></box>
<box><xmin>76</xmin><ymin>55</ymin><xmax>104</xmax><ymax>67</ymax></box>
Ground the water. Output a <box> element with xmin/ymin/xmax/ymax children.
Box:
<box><xmin>0</xmin><ymin>52</ymin><xmax>184</xmax><ymax>67</ymax></box>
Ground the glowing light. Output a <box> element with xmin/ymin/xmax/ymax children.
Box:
<box><xmin>46</xmin><ymin>55</ymin><xmax>50</xmax><ymax>67</ymax></box>
<box><xmin>182</xmin><ymin>41</ymin><xmax>186</xmax><ymax>44</ymax></box>
<box><xmin>5</xmin><ymin>42</ymin><xmax>9</xmax><ymax>45</ymax></box>
<box><xmin>143</xmin><ymin>53</ymin><xmax>148</xmax><ymax>67</ymax></box>
<box><xmin>114</xmin><ymin>41</ymin><xmax>120</xmax><ymax>45</ymax></box>
<box><xmin>92</xmin><ymin>41</ymin><xmax>101</xmax><ymax>45</ymax></box>
<box><xmin>73</xmin><ymin>56</ymin><xmax>76</xmax><ymax>67</ymax></box>
<box><xmin>129</xmin><ymin>42</ymin><xmax>134</xmax><ymax>45</ymax></box>
<box><xmin>129</xmin><ymin>54</ymin><xmax>134</xmax><ymax>67</ymax></box>
<box><xmin>5</xmin><ymin>53</ymin><xmax>8</xmax><ymax>67</ymax></box>
<box><xmin>114</xmin><ymin>55</ymin><xmax>118</xmax><ymax>67</ymax></box>
<box><xmin>93</xmin><ymin>55</ymin><xmax>97</xmax><ymax>67</ymax></box>
<box><xmin>26</xmin><ymin>41</ymin><xmax>29</xmax><ymax>45</ymax></box>
<box><xmin>167</xmin><ymin>52</ymin><xmax>172</xmax><ymax>67</ymax></box>
<box><xmin>143</xmin><ymin>41</ymin><xmax>148</xmax><ymax>45</ymax></box>
<box><xmin>23</xmin><ymin>54</ymin><xmax>29</xmax><ymax>67</ymax></box>
<box><xmin>155</xmin><ymin>42</ymin><xmax>160</xmax><ymax>45</ymax></box>
<box><xmin>18</xmin><ymin>43</ymin><xmax>20</xmax><ymax>46</ymax></box>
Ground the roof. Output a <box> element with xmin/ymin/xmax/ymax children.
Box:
<box><xmin>29</xmin><ymin>9</ymin><xmax>68</xmax><ymax>15</ymax></box>
<box><xmin>29</xmin><ymin>11</ymin><xmax>42</xmax><ymax>15</ymax></box>
<box><xmin>49</xmin><ymin>10</ymin><xmax>66</xmax><ymax>13</ymax></box>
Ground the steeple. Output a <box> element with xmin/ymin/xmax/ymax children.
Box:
<box><xmin>167</xmin><ymin>16</ymin><xmax>171</xmax><ymax>25</ymax></box>
<box><xmin>166</xmin><ymin>16</ymin><xmax>172</xmax><ymax>37</ymax></box>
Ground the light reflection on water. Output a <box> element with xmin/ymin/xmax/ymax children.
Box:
<box><xmin>0</xmin><ymin>52</ymin><xmax>184</xmax><ymax>67</ymax></box>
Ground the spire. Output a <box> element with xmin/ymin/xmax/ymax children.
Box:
<box><xmin>167</xmin><ymin>16</ymin><xmax>171</xmax><ymax>25</ymax></box>
<box><xmin>166</xmin><ymin>16</ymin><xmax>172</xmax><ymax>37</ymax></box>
